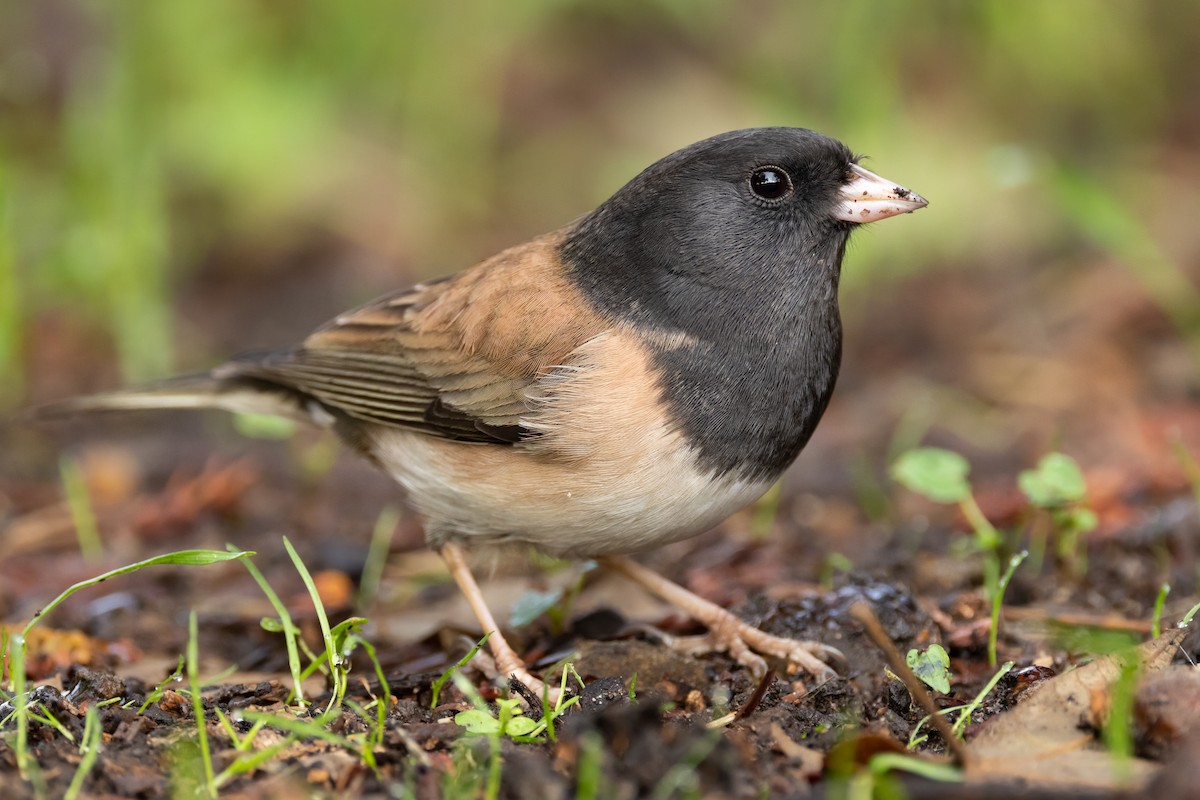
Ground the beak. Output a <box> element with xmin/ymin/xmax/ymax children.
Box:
<box><xmin>834</xmin><ymin>163</ymin><xmax>928</xmax><ymax>223</ymax></box>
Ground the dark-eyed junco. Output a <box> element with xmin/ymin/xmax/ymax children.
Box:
<box><xmin>39</xmin><ymin>128</ymin><xmax>926</xmax><ymax>696</ymax></box>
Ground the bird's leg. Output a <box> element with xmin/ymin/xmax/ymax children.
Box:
<box><xmin>438</xmin><ymin>542</ymin><xmax>558</xmax><ymax>703</ymax></box>
<box><xmin>598</xmin><ymin>555</ymin><xmax>842</xmax><ymax>682</ymax></box>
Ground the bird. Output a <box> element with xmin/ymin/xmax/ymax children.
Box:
<box><xmin>36</xmin><ymin>127</ymin><xmax>927</xmax><ymax>698</ymax></box>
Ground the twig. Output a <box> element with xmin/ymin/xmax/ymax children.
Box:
<box><xmin>849</xmin><ymin>601</ymin><xmax>970</xmax><ymax>767</ymax></box>
<box><xmin>1001</xmin><ymin>606</ymin><xmax>1152</xmax><ymax>634</ymax></box>
<box><xmin>735</xmin><ymin>669</ymin><xmax>775</xmax><ymax>722</ymax></box>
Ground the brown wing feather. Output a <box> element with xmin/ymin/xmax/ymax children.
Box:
<box><xmin>218</xmin><ymin>231</ymin><xmax>612</xmax><ymax>443</ymax></box>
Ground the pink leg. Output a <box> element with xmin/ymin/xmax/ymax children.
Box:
<box><xmin>599</xmin><ymin>555</ymin><xmax>841</xmax><ymax>681</ymax></box>
<box><xmin>439</xmin><ymin>542</ymin><xmax>557</xmax><ymax>701</ymax></box>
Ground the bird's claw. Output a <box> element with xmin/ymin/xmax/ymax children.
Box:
<box><xmin>473</xmin><ymin>647</ymin><xmax>561</xmax><ymax>707</ymax></box>
<box><xmin>660</xmin><ymin>610</ymin><xmax>843</xmax><ymax>684</ymax></box>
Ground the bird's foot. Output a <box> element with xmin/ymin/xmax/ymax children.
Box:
<box><xmin>439</xmin><ymin>542</ymin><xmax>562</xmax><ymax>706</ymax></box>
<box><xmin>672</xmin><ymin>606</ymin><xmax>843</xmax><ymax>682</ymax></box>
<box><xmin>481</xmin><ymin>644</ymin><xmax>561</xmax><ymax>707</ymax></box>
<box><xmin>599</xmin><ymin>555</ymin><xmax>843</xmax><ymax>682</ymax></box>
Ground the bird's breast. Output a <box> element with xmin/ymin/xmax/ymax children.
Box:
<box><xmin>647</xmin><ymin>310</ymin><xmax>843</xmax><ymax>480</ymax></box>
<box><xmin>368</xmin><ymin>329</ymin><xmax>775</xmax><ymax>556</ymax></box>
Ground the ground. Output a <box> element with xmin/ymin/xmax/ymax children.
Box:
<box><xmin>4</xmin><ymin>249</ymin><xmax>1200</xmax><ymax>799</ymax></box>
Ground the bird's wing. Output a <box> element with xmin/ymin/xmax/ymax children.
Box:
<box><xmin>219</xmin><ymin>231</ymin><xmax>612</xmax><ymax>444</ymax></box>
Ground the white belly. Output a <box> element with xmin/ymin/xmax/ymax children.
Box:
<box><xmin>366</xmin><ymin>329</ymin><xmax>776</xmax><ymax>557</ymax></box>
<box><xmin>370</xmin><ymin>427</ymin><xmax>772</xmax><ymax>558</ymax></box>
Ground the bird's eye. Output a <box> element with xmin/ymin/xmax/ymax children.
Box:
<box><xmin>749</xmin><ymin>166</ymin><xmax>793</xmax><ymax>202</ymax></box>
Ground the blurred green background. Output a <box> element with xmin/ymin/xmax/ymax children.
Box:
<box><xmin>2</xmin><ymin>0</ymin><xmax>1198</xmax><ymax>406</ymax></box>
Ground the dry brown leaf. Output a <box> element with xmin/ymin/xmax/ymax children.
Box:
<box><xmin>4</xmin><ymin>623</ymin><xmax>138</xmax><ymax>675</ymax></box>
<box><xmin>966</xmin><ymin>627</ymin><xmax>1187</xmax><ymax>790</ymax></box>
<box><xmin>1132</xmin><ymin>665</ymin><xmax>1200</xmax><ymax>760</ymax></box>
<box><xmin>132</xmin><ymin>458</ymin><xmax>258</xmax><ymax>536</ymax></box>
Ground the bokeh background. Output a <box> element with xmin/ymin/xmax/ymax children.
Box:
<box><xmin>3</xmin><ymin>0</ymin><xmax>1200</xmax><ymax>486</ymax></box>
<box><xmin>6</xmin><ymin>5</ymin><xmax>1200</xmax><ymax>792</ymax></box>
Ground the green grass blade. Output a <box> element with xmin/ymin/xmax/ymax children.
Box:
<box><xmin>63</xmin><ymin>706</ymin><xmax>103</xmax><ymax>800</ymax></box>
<box><xmin>0</xmin><ymin>161</ymin><xmax>20</xmax><ymax>407</ymax></box>
<box><xmin>22</xmin><ymin>549</ymin><xmax>255</xmax><ymax>641</ymax></box>
<box><xmin>357</xmin><ymin>505</ymin><xmax>399</xmax><ymax>609</ymax></box>
<box><xmin>187</xmin><ymin>610</ymin><xmax>216</xmax><ymax>798</ymax></box>
<box><xmin>951</xmin><ymin>661</ymin><xmax>1014</xmax><ymax>738</ymax></box>
<box><xmin>1152</xmin><ymin>584</ymin><xmax>1170</xmax><ymax>639</ymax></box>
<box><xmin>431</xmin><ymin>632</ymin><xmax>491</xmax><ymax>708</ymax></box>
<box><xmin>58</xmin><ymin>457</ymin><xmax>102</xmax><ymax>562</ymax></box>
<box><xmin>238</xmin><ymin>551</ymin><xmax>307</xmax><ymax>706</ymax></box>
<box><xmin>282</xmin><ymin>536</ymin><xmax>343</xmax><ymax>711</ymax></box>
<box><xmin>869</xmin><ymin>753</ymin><xmax>962</xmax><ymax>782</ymax></box>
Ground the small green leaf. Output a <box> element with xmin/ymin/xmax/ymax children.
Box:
<box><xmin>509</xmin><ymin>588</ymin><xmax>564</xmax><ymax>628</ymax></box>
<box><xmin>891</xmin><ymin>448</ymin><xmax>971</xmax><ymax>503</ymax></box>
<box><xmin>329</xmin><ymin>617</ymin><xmax>368</xmax><ymax>653</ymax></box>
<box><xmin>233</xmin><ymin>412</ymin><xmax>296</xmax><ymax>440</ymax></box>
<box><xmin>906</xmin><ymin>644</ymin><xmax>952</xmax><ymax>694</ymax></box>
<box><xmin>1061</xmin><ymin>507</ymin><xmax>1098</xmax><ymax>533</ymax></box>
<box><xmin>504</xmin><ymin>716</ymin><xmax>539</xmax><ymax>736</ymax></box>
<box><xmin>455</xmin><ymin>709</ymin><xmax>500</xmax><ymax>734</ymax></box>
<box><xmin>260</xmin><ymin>618</ymin><xmax>284</xmax><ymax>633</ymax></box>
<box><xmin>1018</xmin><ymin>453</ymin><xmax>1087</xmax><ymax>507</ymax></box>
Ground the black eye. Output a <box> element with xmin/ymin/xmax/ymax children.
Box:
<box><xmin>749</xmin><ymin>166</ymin><xmax>792</xmax><ymax>201</ymax></box>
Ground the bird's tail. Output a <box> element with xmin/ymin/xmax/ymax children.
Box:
<box><xmin>29</xmin><ymin>373</ymin><xmax>318</xmax><ymax>425</ymax></box>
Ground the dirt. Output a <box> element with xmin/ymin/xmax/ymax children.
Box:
<box><xmin>4</xmin><ymin>253</ymin><xmax>1200</xmax><ymax>798</ymax></box>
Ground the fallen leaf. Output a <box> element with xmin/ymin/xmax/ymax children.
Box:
<box><xmin>966</xmin><ymin>628</ymin><xmax>1186</xmax><ymax>789</ymax></box>
<box><xmin>1132</xmin><ymin>665</ymin><xmax>1200</xmax><ymax>760</ymax></box>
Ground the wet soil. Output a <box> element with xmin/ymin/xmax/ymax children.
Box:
<box><xmin>4</xmin><ymin>253</ymin><xmax>1200</xmax><ymax>798</ymax></box>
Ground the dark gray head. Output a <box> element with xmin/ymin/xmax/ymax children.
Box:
<box><xmin>561</xmin><ymin>127</ymin><xmax>926</xmax><ymax>478</ymax></box>
<box><xmin>561</xmin><ymin>127</ymin><xmax>908</xmax><ymax>341</ymax></box>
